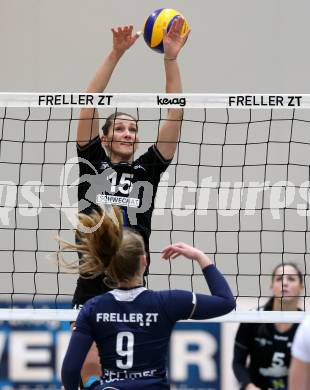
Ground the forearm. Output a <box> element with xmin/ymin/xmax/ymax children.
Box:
<box><xmin>77</xmin><ymin>25</ymin><xmax>139</xmax><ymax>146</ymax></box>
<box><xmin>61</xmin><ymin>332</ymin><xmax>93</xmax><ymax>389</ymax></box>
<box><xmin>232</xmin><ymin>348</ymin><xmax>252</xmax><ymax>389</ymax></box>
<box><xmin>164</xmin><ymin>58</ymin><xmax>182</xmax><ymax>93</ymax></box>
<box><xmin>77</xmin><ymin>50</ymin><xmax>123</xmax><ymax>144</ymax></box>
<box><xmin>233</xmin><ymin>362</ymin><xmax>251</xmax><ymax>389</ymax></box>
<box><xmin>62</xmin><ymin>366</ymin><xmax>80</xmax><ymax>390</ymax></box>
<box><xmin>86</xmin><ymin>49</ymin><xmax>123</xmax><ymax>93</ymax></box>
<box><xmin>164</xmin><ymin>59</ymin><xmax>183</xmax><ymax>121</ymax></box>
<box><xmin>202</xmin><ymin>265</ymin><xmax>235</xmax><ymax>301</ymax></box>
<box><xmin>191</xmin><ymin>265</ymin><xmax>236</xmax><ymax>319</ymax></box>
<box><xmin>196</xmin><ymin>251</ymin><xmax>212</xmax><ymax>269</ymax></box>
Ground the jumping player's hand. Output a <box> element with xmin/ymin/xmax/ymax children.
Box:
<box><xmin>163</xmin><ymin>17</ymin><xmax>190</xmax><ymax>60</ymax></box>
<box><xmin>111</xmin><ymin>25</ymin><xmax>141</xmax><ymax>55</ymax></box>
<box><xmin>161</xmin><ymin>242</ymin><xmax>212</xmax><ymax>268</ymax></box>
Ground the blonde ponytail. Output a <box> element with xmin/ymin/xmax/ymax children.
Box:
<box><xmin>56</xmin><ymin>206</ymin><xmax>145</xmax><ymax>286</ymax></box>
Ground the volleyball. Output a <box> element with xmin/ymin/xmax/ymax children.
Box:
<box><xmin>143</xmin><ymin>8</ymin><xmax>189</xmax><ymax>53</ymax></box>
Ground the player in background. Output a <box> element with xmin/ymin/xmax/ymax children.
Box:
<box><xmin>288</xmin><ymin>315</ymin><xmax>310</xmax><ymax>390</ymax></box>
<box><xmin>232</xmin><ymin>263</ymin><xmax>304</xmax><ymax>390</ymax></box>
<box><xmin>74</xmin><ymin>18</ymin><xmax>190</xmax><ymax>385</ymax></box>
<box><xmin>60</xmin><ymin>206</ymin><xmax>236</xmax><ymax>390</ymax></box>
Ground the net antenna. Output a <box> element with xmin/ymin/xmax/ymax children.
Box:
<box><xmin>1</xmin><ymin>92</ymin><xmax>310</xmax><ymax>322</ymax></box>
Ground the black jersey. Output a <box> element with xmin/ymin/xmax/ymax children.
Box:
<box><xmin>77</xmin><ymin>137</ymin><xmax>171</xmax><ymax>252</ymax></box>
<box><xmin>233</xmin><ymin>301</ymin><xmax>300</xmax><ymax>390</ymax></box>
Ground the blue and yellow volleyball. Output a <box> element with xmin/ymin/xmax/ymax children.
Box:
<box><xmin>143</xmin><ymin>8</ymin><xmax>189</xmax><ymax>53</ymax></box>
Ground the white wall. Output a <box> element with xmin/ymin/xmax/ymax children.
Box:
<box><xmin>2</xmin><ymin>0</ymin><xmax>310</xmax><ymax>93</ymax></box>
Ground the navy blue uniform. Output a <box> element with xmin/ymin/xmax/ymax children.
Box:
<box><xmin>73</xmin><ymin>137</ymin><xmax>171</xmax><ymax>306</ymax></box>
<box><xmin>62</xmin><ymin>265</ymin><xmax>236</xmax><ymax>389</ymax></box>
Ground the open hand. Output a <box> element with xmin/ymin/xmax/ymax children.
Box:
<box><xmin>162</xmin><ymin>242</ymin><xmax>203</xmax><ymax>261</ymax></box>
<box><xmin>111</xmin><ymin>25</ymin><xmax>141</xmax><ymax>55</ymax></box>
<box><xmin>163</xmin><ymin>17</ymin><xmax>191</xmax><ymax>60</ymax></box>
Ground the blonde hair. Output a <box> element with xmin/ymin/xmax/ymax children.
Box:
<box><xmin>57</xmin><ymin>206</ymin><xmax>145</xmax><ymax>287</ymax></box>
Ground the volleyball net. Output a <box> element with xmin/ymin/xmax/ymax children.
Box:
<box><xmin>1</xmin><ymin>92</ymin><xmax>310</xmax><ymax>322</ymax></box>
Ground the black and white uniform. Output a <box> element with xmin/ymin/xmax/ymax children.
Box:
<box><xmin>233</xmin><ymin>300</ymin><xmax>301</xmax><ymax>390</ymax></box>
<box><xmin>73</xmin><ymin>137</ymin><xmax>171</xmax><ymax>307</ymax></box>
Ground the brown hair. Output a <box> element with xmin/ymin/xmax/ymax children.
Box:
<box><xmin>57</xmin><ymin>206</ymin><xmax>145</xmax><ymax>287</ymax></box>
<box><xmin>271</xmin><ymin>262</ymin><xmax>303</xmax><ymax>284</ymax></box>
<box><xmin>263</xmin><ymin>262</ymin><xmax>304</xmax><ymax>311</ymax></box>
<box><xmin>101</xmin><ymin>112</ymin><xmax>137</xmax><ymax>136</ymax></box>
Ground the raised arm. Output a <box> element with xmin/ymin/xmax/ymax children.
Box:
<box><xmin>77</xmin><ymin>26</ymin><xmax>140</xmax><ymax>146</ymax></box>
<box><xmin>156</xmin><ymin>17</ymin><xmax>190</xmax><ymax>160</ymax></box>
<box><xmin>161</xmin><ymin>243</ymin><xmax>235</xmax><ymax>319</ymax></box>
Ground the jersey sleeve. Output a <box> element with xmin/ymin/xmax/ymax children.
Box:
<box><xmin>136</xmin><ymin>145</ymin><xmax>172</xmax><ymax>183</ymax></box>
<box><xmin>232</xmin><ymin>323</ymin><xmax>254</xmax><ymax>388</ymax></box>
<box><xmin>61</xmin><ymin>301</ymin><xmax>96</xmax><ymax>390</ymax></box>
<box><xmin>158</xmin><ymin>289</ymin><xmax>197</xmax><ymax>323</ymax></box>
<box><xmin>292</xmin><ymin>317</ymin><xmax>310</xmax><ymax>363</ymax></box>
<box><xmin>77</xmin><ymin>136</ymin><xmax>106</xmax><ymax>175</ymax></box>
<box><xmin>234</xmin><ymin>322</ymin><xmax>255</xmax><ymax>351</ymax></box>
<box><xmin>61</xmin><ymin>331</ymin><xmax>93</xmax><ymax>390</ymax></box>
<box><xmin>190</xmin><ymin>265</ymin><xmax>236</xmax><ymax>320</ymax></box>
<box><xmin>158</xmin><ymin>265</ymin><xmax>235</xmax><ymax>323</ymax></box>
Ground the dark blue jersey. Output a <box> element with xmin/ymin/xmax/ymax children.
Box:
<box><xmin>62</xmin><ymin>265</ymin><xmax>236</xmax><ymax>389</ymax></box>
<box><xmin>77</xmin><ymin>137</ymin><xmax>171</xmax><ymax>250</ymax></box>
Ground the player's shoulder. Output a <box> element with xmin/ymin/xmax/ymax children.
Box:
<box><xmin>76</xmin><ymin>136</ymin><xmax>101</xmax><ymax>151</ymax></box>
<box><xmin>134</xmin><ymin>144</ymin><xmax>171</xmax><ymax>166</ymax></box>
<box><xmin>132</xmin><ymin>145</ymin><xmax>154</xmax><ymax>169</ymax></box>
<box><xmin>236</xmin><ymin>316</ymin><xmax>262</xmax><ymax>336</ymax></box>
<box><xmin>77</xmin><ymin>136</ymin><xmax>107</xmax><ymax>161</ymax></box>
<box><xmin>81</xmin><ymin>292</ymin><xmax>113</xmax><ymax>312</ymax></box>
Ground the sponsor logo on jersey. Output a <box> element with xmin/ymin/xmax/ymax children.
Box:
<box><xmin>96</xmin><ymin>194</ymin><xmax>140</xmax><ymax>208</ymax></box>
<box><xmin>96</xmin><ymin>312</ymin><xmax>159</xmax><ymax>327</ymax></box>
<box><xmin>254</xmin><ymin>337</ymin><xmax>272</xmax><ymax>347</ymax></box>
<box><xmin>103</xmin><ymin>368</ymin><xmax>158</xmax><ymax>383</ymax></box>
<box><xmin>259</xmin><ymin>365</ymin><xmax>288</xmax><ymax>378</ymax></box>
<box><xmin>100</xmin><ymin>162</ymin><xmax>110</xmax><ymax>170</ymax></box>
<box><xmin>133</xmin><ymin>164</ymin><xmax>146</xmax><ymax>171</ymax></box>
<box><xmin>274</xmin><ymin>334</ymin><xmax>289</xmax><ymax>341</ymax></box>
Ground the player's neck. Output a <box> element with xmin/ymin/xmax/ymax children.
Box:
<box><xmin>272</xmin><ymin>297</ymin><xmax>299</xmax><ymax>311</ymax></box>
<box><xmin>108</xmin><ymin>151</ymin><xmax>133</xmax><ymax>164</ymax></box>
<box><xmin>118</xmin><ymin>277</ymin><xmax>144</xmax><ymax>289</ymax></box>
